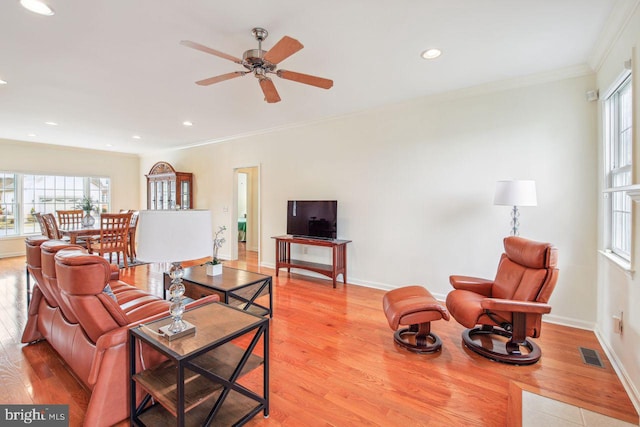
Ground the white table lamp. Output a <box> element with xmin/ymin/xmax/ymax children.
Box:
<box><xmin>137</xmin><ymin>210</ymin><xmax>212</xmax><ymax>338</ymax></box>
<box><xmin>494</xmin><ymin>180</ymin><xmax>537</xmax><ymax>236</ymax></box>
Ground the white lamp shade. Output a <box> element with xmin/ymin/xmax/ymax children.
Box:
<box><xmin>494</xmin><ymin>180</ymin><xmax>537</xmax><ymax>207</ymax></box>
<box><xmin>136</xmin><ymin>210</ymin><xmax>213</xmax><ymax>263</ymax></box>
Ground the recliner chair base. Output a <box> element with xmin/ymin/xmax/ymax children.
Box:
<box><xmin>394</xmin><ymin>324</ymin><xmax>443</xmax><ymax>354</ymax></box>
<box><xmin>462</xmin><ymin>326</ymin><xmax>541</xmax><ymax>365</ymax></box>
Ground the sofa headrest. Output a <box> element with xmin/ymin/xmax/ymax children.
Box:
<box><xmin>55</xmin><ymin>250</ymin><xmax>111</xmax><ymax>295</ymax></box>
<box><xmin>41</xmin><ymin>241</ymin><xmax>86</xmax><ymax>278</ymax></box>
<box><xmin>25</xmin><ymin>236</ymin><xmax>49</xmax><ymax>268</ymax></box>
<box><xmin>25</xmin><ymin>235</ymin><xmax>49</xmax><ymax>247</ymax></box>
<box><xmin>503</xmin><ymin>236</ymin><xmax>558</xmax><ymax>269</ymax></box>
<box><xmin>41</xmin><ymin>239</ymin><xmax>84</xmax><ymax>254</ymax></box>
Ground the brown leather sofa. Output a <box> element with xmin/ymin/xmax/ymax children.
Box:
<box><xmin>23</xmin><ymin>237</ymin><xmax>218</xmax><ymax>426</ymax></box>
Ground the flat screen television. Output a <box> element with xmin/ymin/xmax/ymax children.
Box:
<box><xmin>287</xmin><ymin>200</ymin><xmax>337</xmax><ymax>240</ymax></box>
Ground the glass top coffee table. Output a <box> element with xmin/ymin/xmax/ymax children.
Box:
<box><xmin>163</xmin><ymin>265</ymin><xmax>273</xmax><ymax>317</ymax></box>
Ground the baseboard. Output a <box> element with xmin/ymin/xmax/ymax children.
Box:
<box><xmin>0</xmin><ymin>251</ymin><xmax>25</xmax><ymax>259</ymax></box>
<box><xmin>594</xmin><ymin>327</ymin><xmax>640</xmax><ymax>415</ymax></box>
<box><xmin>261</xmin><ymin>261</ymin><xmax>274</xmax><ymax>270</ymax></box>
<box><xmin>542</xmin><ymin>314</ymin><xmax>595</xmax><ymax>331</ymax></box>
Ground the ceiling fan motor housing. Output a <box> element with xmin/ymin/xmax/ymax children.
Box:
<box><xmin>243</xmin><ymin>49</ymin><xmax>276</xmax><ymax>77</ymax></box>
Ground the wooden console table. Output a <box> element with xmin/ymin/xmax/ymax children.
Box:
<box><xmin>272</xmin><ymin>235</ymin><xmax>352</xmax><ymax>288</ymax></box>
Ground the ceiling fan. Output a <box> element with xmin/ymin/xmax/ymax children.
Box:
<box><xmin>181</xmin><ymin>28</ymin><xmax>333</xmax><ymax>104</ymax></box>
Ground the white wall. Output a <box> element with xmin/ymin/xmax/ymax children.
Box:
<box><xmin>595</xmin><ymin>4</ymin><xmax>640</xmax><ymax>412</ymax></box>
<box><xmin>0</xmin><ymin>139</ymin><xmax>140</xmax><ymax>257</ymax></box>
<box><xmin>140</xmin><ymin>72</ymin><xmax>598</xmax><ymax>329</ymax></box>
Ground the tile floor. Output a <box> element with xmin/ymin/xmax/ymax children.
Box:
<box><xmin>522</xmin><ymin>391</ymin><xmax>638</xmax><ymax>426</ymax></box>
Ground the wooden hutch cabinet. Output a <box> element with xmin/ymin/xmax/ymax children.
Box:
<box><xmin>146</xmin><ymin>161</ymin><xmax>193</xmax><ymax>210</ymax></box>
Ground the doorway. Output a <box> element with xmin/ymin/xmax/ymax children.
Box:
<box><xmin>232</xmin><ymin>166</ymin><xmax>260</xmax><ymax>266</ymax></box>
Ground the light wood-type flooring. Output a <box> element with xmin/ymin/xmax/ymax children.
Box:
<box><xmin>1</xmin><ymin>247</ymin><xmax>638</xmax><ymax>426</ymax></box>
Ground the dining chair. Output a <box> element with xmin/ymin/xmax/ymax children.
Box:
<box><xmin>56</xmin><ymin>209</ymin><xmax>84</xmax><ymax>227</ymax></box>
<box><xmin>33</xmin><ymin>212</ymin><xmax>49</xmax><ymax>237</ymax></box>
<box><xmin>87</xmin><ymin>212</ymin><xmax>132</xmax><ymax>267</ymax></box>
<box><xmin>41</xmin><ymin>213</ymin><xmax>65</xmax><ymax>240</ymax></box>
<box><xmin>56</xmin><ymin>209</ymin><xmax>93</xmax><ymax>247</ymax></box>
<box><xmin>127</xmin><ymin>211</ymin><xmax>139</xmax><ymax>262</ymax></box>
<box><xmin>116</xmin><ymin>209</ymin><xmax>138</xmax><ymax>261</ymax></box>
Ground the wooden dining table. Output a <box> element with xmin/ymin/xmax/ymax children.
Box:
<box><xmin>58</xmin><ymin>223</ymin><xmax>137</xmax><ymax>261</ymax></box>
<box><xmin>58</xmin><ymin>223</ymin><xmax>101</xmax><ymax>244</ymax></box>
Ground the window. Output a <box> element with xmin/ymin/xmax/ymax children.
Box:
<box><xmin>0</xmin><ymin>173</ymin><xmax>17</xmax><ymax>238</ymax></box>
<box><xmin>603</xmin><ymin>73</ymin><xmax>632</xmax><ymax>261</ymax></box>
<box><xmin>0</xmin><ymin>173</ymin><xmax>110</xmax><ymax>237</ymax></box>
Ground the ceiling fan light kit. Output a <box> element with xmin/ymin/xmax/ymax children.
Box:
<box><xmin>181</xmin><ymin>27</ymin><xmax>333</xmax><ymax>103</ymax></box>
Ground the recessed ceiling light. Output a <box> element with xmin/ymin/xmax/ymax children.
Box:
<box><xmin>421</xmin><ymin>48</ymin><xmax>442</xmax><ymax>60</ymax></box>
<box><xmin>182</xmin><ymin>121</ymin><xmax>193</xmax><ymax>127</ymax></box>
<box><xmin>27</xmin><ymin>133</ymin><xmax>36</xmax><ymax>137</ymax></box>
<box><xmin>105</xmin><ymin>144</ymin><xmax>113</xmax><ymax>147</ymax></box>
<box><xmin>20</xmin><ymin>0</ymin><xmax>55</xmax><ymax>16</ymax></box>
<box><xmin>132</xmin><ymin>135</ymin><xmax>141</xmax><ymax>139</ymax></box>
<box><xmin>0</xmin><ymin>79</ymin><xmax>7</xmax><ymax>85</ymax></box>
<box><xmin>45</xmin><ymin>121</ymin><xmax>58</xmax><ymax>126</ymax></box>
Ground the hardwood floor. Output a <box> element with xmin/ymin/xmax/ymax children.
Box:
<box><xmin>2</xmin><ymin>251</ymin><xmax>638</xmax><ymax>426</ymax></box>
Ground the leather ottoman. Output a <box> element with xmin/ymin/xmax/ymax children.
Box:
<box><xmin>383</xmin><ymin>285</ymin><xmax>450</xmax><ymax>353</ymax></box>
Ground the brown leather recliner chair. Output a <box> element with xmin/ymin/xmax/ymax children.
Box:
<box><xmin>445</xmin><ymin>236</ymin><xmax>559</xmax><ymax>365</ymax></box>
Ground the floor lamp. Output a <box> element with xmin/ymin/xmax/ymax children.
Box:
<box><xmin>136</xmin><ymin>210</ymin><xmax>213</xmax><ymax>339</ymax></box>
<box><xmin>494</xmin><ymin>180</ymin><xmax>537</xmax><ymax>236</ymax></box>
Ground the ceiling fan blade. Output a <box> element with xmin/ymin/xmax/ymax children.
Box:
<box><xmin>277</xmin><ymin>70</ymin><xmax>333</xmax><ymax>89</ymax></box>
<box><xmin>180</xmin><ymin>40</ymin><xmax>243</xmax><ymax>64</ymax></box>
<box><xmin>259</xmin><ymin>78</ymin><xmax>281</xmax><ymax>103</ymax></box>
<box><xmin>263</xmin><ymin>36</ymin><xmax>304</xmax><ymax>65</ymax></box>
<box><xmin>195</xmin><ymin>71</ymin><xmax>247</xmax><ymax>86</ymax></box>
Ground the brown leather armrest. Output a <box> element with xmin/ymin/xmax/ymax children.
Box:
<box><xmin>449</xmin><ymin>275</ymin><xmax>493</xmax><ymax>296</ymax></box>
<box><xmin>481</xmin><ymin>298</ymin><xmax>552</xmax><ymax>314</ymax></box>
<box><xmin>185</xmin><ymin>294</ymin><xmax>220</xmax><ymax>307</ymax></box>
<box><xmin>89</xmin><ymin>327</ymin><xmax>129</xmax><ymax>385</ymax></box>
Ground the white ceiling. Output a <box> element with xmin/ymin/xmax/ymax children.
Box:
<box><xmin>0</xmin><ymin>0</ymin><xmax>626</xmax><ymax>154</ymax></box>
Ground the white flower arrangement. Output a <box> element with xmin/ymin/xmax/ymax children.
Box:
<box><xmin>208</xmin><ymin>225</ymin><xmax>227</xmax><ymax>265</ymax></box>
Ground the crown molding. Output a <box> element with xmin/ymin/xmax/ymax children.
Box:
<box><xmin>588</xmin><ymin>0</ymin><xmax>640</xmax><ymax>72</ymax></box>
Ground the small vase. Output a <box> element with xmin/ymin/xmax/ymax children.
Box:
<box><xmin>206</xmin><ymin>263</ymin><xmax>223</xmax><ymax>276</ymax></box>
<box><xmin>81</xmin><ymin>212</ymin><xmax>95</xmax><ymax>227</ymax></box>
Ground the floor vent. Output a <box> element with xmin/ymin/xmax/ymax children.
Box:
<box><xmin>579</xmin><ymin>347</ymin><xmax>605</xmax><ymax>368</ymax></box>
